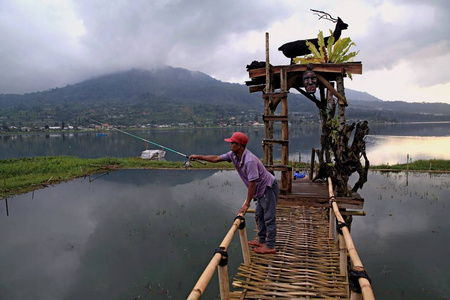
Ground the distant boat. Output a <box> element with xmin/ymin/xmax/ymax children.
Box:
<box><xmin>97</xmin><ymin>133</ymin><xmax>108</xmax><ymax>137</ymax></box>
<box><xmin>141</xmin><ymin>149</ymin><xmax>166</xmax><ymax>160</ymax></box>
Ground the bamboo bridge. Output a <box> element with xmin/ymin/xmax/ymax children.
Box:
<box><xmin>187</xmin><ymin>33</ymin><xmax>373</xmax><ymax>299</ymax></box>
<box><xmin>187</xmin><ymin>177</ymin><xmax>374</xmax><ymax>299</ymax></box>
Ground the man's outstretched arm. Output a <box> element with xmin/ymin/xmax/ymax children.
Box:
<box><xmin>189</xmin><ymin>155</ymin><xmax>224</xmax><ymax>163</ymax></box>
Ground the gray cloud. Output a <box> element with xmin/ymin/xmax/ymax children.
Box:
<box><xmin>354</xmin><ymin>1</ymin><xmax>450</xmax><ymax>86</ymax></box>
<box><xmin>0</xmin><ymin>0</ymin><xmax>291</xmax><ymax>93</ymax></box>
<box><xmin>0</xmin><ymin>0</ymin><xmax>449</xmax><ymax>99</ymax></box>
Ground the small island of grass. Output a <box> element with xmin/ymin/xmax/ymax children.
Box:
<box><xmin>1</xmin><ymin>156</ymin><xmax>449</xmax><ymax>198</ymax></box>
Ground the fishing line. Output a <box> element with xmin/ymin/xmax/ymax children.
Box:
<box><xmin>91</xmin><ymin>120</ymin><xmax>205</xmax><ymax>165</ymax></box>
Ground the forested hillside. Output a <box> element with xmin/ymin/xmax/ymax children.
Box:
<box><xmin>0</xmin><ymin>67</ymin><xmax>449</xmax><ymax>130</ymax></box>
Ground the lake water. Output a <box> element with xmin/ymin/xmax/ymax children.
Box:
<box><xmin>1</xmin><ymin>123</ymin><xmax>449</xmax><ymax>299</ymax></box>
<box><xmin>1</xmin><ymin>122</ymin><xmax>450</xmax><ymax>165</ymax></box>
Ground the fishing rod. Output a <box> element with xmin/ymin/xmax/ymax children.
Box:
<box><xmin>91</xmin><ymin>120</ymin><xmax>205</xmax><ymax>165</ymax></box>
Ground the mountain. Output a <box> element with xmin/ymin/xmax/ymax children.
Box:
<box><xmin>0</xmin><ymin>67</ymin><xmax>261</xmax><ymax>108</ymax></box>
<box><xmin>0</xmin><ymin>67</ymin><xmax>449</xmax><ymax>129</ymax></box>
<box><xmin>345</xmin><ymin>89</ymin><xmax>383</xmax><ymax>102</ymax></box>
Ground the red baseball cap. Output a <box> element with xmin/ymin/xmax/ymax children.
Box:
<box><xmin>224</xmin><ymin>132</ymin><xmax>249</xmax><ymax>146</ymax></box>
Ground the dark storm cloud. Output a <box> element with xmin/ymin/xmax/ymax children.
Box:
<box><xmin>0</xmin><ymin>0</ymin><xmax>449</xmax><ymax>101</ymax></box>
<box><xmin>0</xmin><ymin>0</ymin><xmax>291</xmax><ymax>94</ymax></box>
<box><xmin>72</xmin><ymin>0</ymin><xmax>291</xmax><ymax>82</ymax></box>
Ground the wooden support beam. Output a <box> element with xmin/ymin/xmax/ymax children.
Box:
<box><xmin>262</xmin><ymin>138</ymin><xmax>289</xmax><ymax>145</ymax></box>
<box><xmin>249</xmin><ymin>62</ymin><xmax>363</xmax><ymax>79</ymax></box>
<box><xmin>262</xmin><ymin>115</ymin><xmax>288</xmax><ymax>122</ymax></box>
<box><xmin>316</xmin><ymin>73</ymin><xmax>347</xmax><ymax>105</ymax></box>
<box><xmin>249</xmin><ymin>85</ymin><xmax>265</xmax><ymax>93</ymax></box>
<box><xmin>264</xmin><ymin>165</ymin><xmax>291</xmax><ymax>172</ymax></box>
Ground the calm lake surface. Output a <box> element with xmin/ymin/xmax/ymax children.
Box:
<box><xmin>1</xmin><ymin>122</ymin><xmax>449</xmax><ymax>299</ymax></box>
<box><xmin>1</xmin><ymin>122</ymin><xmax>450</xmax><ymax>165</ymax></box>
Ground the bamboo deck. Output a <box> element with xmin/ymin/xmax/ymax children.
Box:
<box><xmin>230</xmin><ymin>179</ymin><xmax>362</xmax><ymax>299</ymax></box>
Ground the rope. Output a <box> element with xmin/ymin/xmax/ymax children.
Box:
<box><xmin>348</xmin><ymin>268</ymin><xmax>372</xmax><ymax>293</ymax></box>
<box><xmin>234</xmin><ymin>215</ymin><xmax>246</xmax><ymax>229</ymax></box>
<box><xmin>214</xmin><ymin>247</ymin><xmax>228</xmax><ymax>266</ymax></box>
<box><xmin>336</xmin><ymin>221</ymin><xmax>347</xmax><ymax>235</ymax></box>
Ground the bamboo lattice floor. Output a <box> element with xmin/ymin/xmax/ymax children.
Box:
<box><xmin>231</xmin><ymin>205</ymin><xmax>349</xmax><ymax>299</ymax></box>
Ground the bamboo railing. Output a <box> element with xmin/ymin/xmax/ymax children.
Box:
<box><xmin>187</xmin><ymin>179</ymin><xmax>374</xmax><ymax>300</ymax></box>
<box><xmin>327</xmin><ymin>177</ymin><xmax>375</xmax><ymax>300</ymax></box>
<box><xmin>187</xmin><ymin>214</ymin><xmax>251</xmax><ymax>300</ymax></box>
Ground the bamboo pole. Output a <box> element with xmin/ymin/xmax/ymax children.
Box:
<box><xmin>218</xmin><ymin>265</ymin><xmax>230</xmax><ymax>299</ymax></box>
<box><xmin>265</xmin><ymin>32</ymin><xmax>270</xmax><ymax>94</ymax></box>
<box><xmin>327</xmin><ymin>178</ymin><xmax>375</xmax><ymax>300</ymax></box>
<box><xmin>329</xmin><ymin>207</ymin><xmax>335</xmax><ymax>239</ymax></box>
<box><xmin>239</xmin><ymin>225</ymin><xmax>251</xmax><ymax>265</ymax></box>
<box><xmin>351</xmin><ymin>292</ymin><xmax>363</xmax><ymax>300</ymax></box>
<box><xmin>338</xmin><ymin>234</ymin><xmax>347</xmax><ymax>277</ymax></box>
<box><xmin>187</xmin><ymin>216</ymin><xmax>244</xmax><ymax>300</ymax></box>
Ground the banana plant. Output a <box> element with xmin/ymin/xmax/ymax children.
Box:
<box><xmin>293</xmin><ymin>30</ymin><xmax>359</xmax><ymax>78</ymax></box>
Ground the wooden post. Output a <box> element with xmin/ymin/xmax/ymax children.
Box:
<box><xmin>310</xmin><ymin>148</ymin><xmax>315</xmax><ymax>180</ymax></box>
<box><xmin>329</xmin><ymin>207</ymin><xmax>335</xmax><ymax>239</ymax></box>
<box><xmin>2</xmin><ymin>172</ymin><xmax>5</xmax><ymax>193</ymax></box>
<box><xmin>263</xmin><ymin>32</ymin><xmax>274</xmax><ymax>166</ymax></box>
<box><xmin>292</xmin><ymin>158</ymin><xmax>296</xmax><ymax>180</ymax></box>
<box><xmin>350</xmin><ymin>291</ymin><xmax>363</xmax><ymax>300</ymax></box>
<box><xmin>238</xmin><ymin>225</ymin><xmax>251</xmax><ymax>265</ymax></box>
<box><xmin>265</xmin><ymin>32</ymin><xmax>270</xmax><ymax>94</ymax></box>
<box><xmin>217</xmin><ymin>265</ymin><xmax>230</xmax><ymax>299</ymax></box>
<box><xmin>328</xmin><ymin>178</ymin><xmax>375</xmax><ymax>300</ymax></box>
<box><xmin>339</xmin><ymin>234</ymin><xmax>347</xmax><ymax>276</ymax></box>
<box><xmin>336</xmin><ymin>75</ymin><xmax>347</xmax><ymax>131</ymax></box>
<box><xmin>4</xmin><ymin>198</ymin><xmax>9</xmax><ymax>217</ymax></box>
<box><xmin>263</xmin><ymin>96</ymin><xmax>271</xmax><ymax>165</ymax></box>
<box><xmin>281</xmin><ymin>92</ymin><xmax>289</xmax><ymax>166</ymax></box>
<box><xmin>187</xmin><ymin>216</ymin><xmax>243</xmax><ymax>299</ymax></box>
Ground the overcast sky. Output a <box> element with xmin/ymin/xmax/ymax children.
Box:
<box><xmin>1</xmin><ymin>0</ymin><xmax>449</xmax><ymax>104</ymax></box>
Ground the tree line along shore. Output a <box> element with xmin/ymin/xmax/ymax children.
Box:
<box><xmin>1</xmin><ymin>156</ymin><xmax>449</xmax><ymax>198</ymax></box>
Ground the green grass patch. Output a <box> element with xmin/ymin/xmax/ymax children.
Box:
<box><xmin>1</xmin><ymin>156</ymin><xmax>448</xmax><ymax>198</ymax></box>
<box><xmin>0</xmin><ymin>156</ymin><xmax>233</xmax><ymax>198</ymax></box>
<box><xmin>370</xmin><ymin>159</ymin><xmax>450</xmax><ymax>172</ymax></box>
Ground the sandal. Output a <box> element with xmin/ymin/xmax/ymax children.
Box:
<box><xmin>248</xmin><ymin>239</ymin><xmax>264</xmax><ymax>247</ymax></box>
<box><xmin>254</xmin><ymin>245</ymin><xmax>277</xmax><ymax>254</ymax></box>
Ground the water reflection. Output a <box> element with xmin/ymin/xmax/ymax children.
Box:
<box><xmin>366</xmin><ymin>135</ymin><xmax>450</xmax><ymax>165</ymax></box>
<box><xmin>1</xmin><ymin>123</ymin><xmax>449</xmax><ymax>167</ymax></box>
<box><xmin>352</xmin><ymin>171</ymin><xmax>450</xmax><ymax>299</ymax></box>
<box><xmin>1</xmin><ymin>169</ymin><xmax>449</xmax><ymax>299</ymax></box>
<box><xmin>0</xmin><ymin>169</ymin><xmax>252</xmax><ymax>300</ymax></box>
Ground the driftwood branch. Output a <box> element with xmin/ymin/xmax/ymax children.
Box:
<box><xmin>310</xmin><ymin>9</ymin><xmax>338</xmax><ymax>23</ymax></box>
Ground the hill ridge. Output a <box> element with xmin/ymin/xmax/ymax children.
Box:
<box><xmin>0</xmin><ymin>67</ymin><xmax>449</xmax><ymax>129</ymax></box>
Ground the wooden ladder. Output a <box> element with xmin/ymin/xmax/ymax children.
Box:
<box><xmin>262</xmin><ymin>52</ymin><xmax>292</xmax><ymax>193</ymax></box>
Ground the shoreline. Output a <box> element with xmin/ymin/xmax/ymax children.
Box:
<box><xmin>1</xmin><ymin>156</ymin><xmax>449</xmax><ymax>198</ymax></box>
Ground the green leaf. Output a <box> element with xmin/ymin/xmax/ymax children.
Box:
<box><xmin>295</xmin><ymin>30</ymin><xmax>359</xmax><ymax>73</ymax></box>
<box><xmin>306</xmin><ymin>39</ymin><xmax>321</xmax><ymax>58</ymax></box>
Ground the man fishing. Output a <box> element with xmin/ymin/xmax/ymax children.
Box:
<box><xmin>190</xmin><ymin>132</ymin><xmax>279</xmax><ymax>254</ymax></box>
